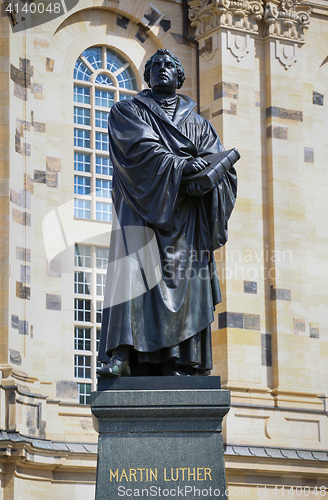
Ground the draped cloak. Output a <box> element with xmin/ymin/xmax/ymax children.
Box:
<box><xmin>98</xmin><ymin>89</ymin><xmax>237</xmax><ymax>371</ymax></box>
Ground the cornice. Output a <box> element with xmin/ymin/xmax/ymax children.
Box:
<box><xmin>263</xmin><ymin>0</ymin><xmax>311</xmax><ymax>41</ymax></box>
<box><xmin>188</xmin><ymin>0</ymin><xmax>311</xmax><ymax>42</ymax></box>
<box><xmin>188</xmin><ymin>0</ymin><xmax>264</xmax><ymax>38</ymax></box>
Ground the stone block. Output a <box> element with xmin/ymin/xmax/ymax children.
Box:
<box><xmin>32</xmin><ymin>83</ymin><xmax>43</xmax><ymax>99</ymax></box>
<box><xmin>135</xmin><ymin>24</ymin><xmax>149</xmax><ymax>43</ymax></box>
<box><xmin>304</xmin><ymin>147</ymin><xmax>314</xmax><ymax>163</ymax></box>
<box><xmin>22</xmin><ymin>143</ymin><xmax>31</xmax><ymax>156</ymax></box>
<box><xmin>116</xmin><ymin>15</ymin><xmax>129</xmax><ymax>29</ymax></box>
<box><xmin>219</xmin><ymin>312</ymin><xmax>243</xmax><ymax>329</ymax></box>
<box><xmin>270</xmin><ymin>286</ymin><xmax>291</xmax><ymax>301</ymax></box>
<box><xmin>243</xmin><ymin>313</ymin><xmax>260</xmax><ymax>330</ymax></box>
<box><xmin>293</xmin><ymin>319</ymin><xmax>305</xmax><ymax>335</ymax></box>
<box><xmin>11</xmin><ymin>64</ymin><xmax>30</xmax><ymax>88</ymax></box>
<box><xmin>244</xmin><ymin>281</ymin><xmax>257</xmax><ymax>294</ymax></box>
<box><xmin>266</xmin><ymin>106</ymin><xmax>303</xmax><ymax>121</ymax></box>
<box><xmin>200</xmin><ymin>108</ymin><xmax>211</xmax><ymax>120</ymax></box>
<box><xmin>143</xmin><ymin>6</ymin><xmax>161</xmax><ymax>27</ymax></box>
<box><xmin>12</xmin><ymin>208</ymin><xmax>31</xmax><ymax>226</ymax></box>
<box><xmin>46</xmin><ymin>57</ymin><xmax>54</xmax><ymax>72</ymax></box>
<box><xmin>46</xmin><ymin>294</ymin><xmax>61</xmax><ymax>310</ymax></box>
<box><xmin>24</xmin><ymin>174</ymin><xmax>33</xmax><ymax>193</ymax></box>
<box><xmin>18</xmin><ymin>319</ymin><xmax>29</xmax><ymax>335</ymax></box>
<box><xmin>267</xmin><ymin>126</ymin><xmax>288</xmax><ymax>140</ymax></box>
<box><xmin>160</xmin><ymin>18</ymin><xmax>171</xmax><ymax>32</ymax></box>
<box><xmin>33</xmin><ymin>122</ymin><xmax>46</xmax><ymax>133</ymax></box>
<box><xmin>46</xmin><ymin>156</ymin><xmax>61</xmax><ymax>172</ymax></box>
<box><xmin>16</xmin><ymin>281</ymin><xmax>30</xmax><ymax>300</ymax></box>
<box><xmin>10</xmin><ymin>189</ymin><xmax>31</xmax><ymax>208</ymax></box>
<box><xmin>214</xmin><ymin>82</ymin><xmax>238</xmax><ymax>101</ymax></box>
<box><xmin>91</xmin><ymin>378</ymin><xmax>229</xmax><ymax>500</ymax></box>
<box><xmin>34</xmin><ymin>170</ymin><xmax>46</xmax><ymax>184</ymax></box>
<box><xmin>56</xmin><ymin>380</ymin><xmax>79</xmax><ymax>400</ymax></box>
<box><xmin>200</xmin><ymin>38</ymin><xmax>213</xmax><ymax>56</ymax></box>
<box><xmin>46</xmin><ymin>171</ymin><xmax>58</xmax><ymax>188</ymax></box>
<box><xmin>11</xmin><ymin>314</ymin><xmax>19</xmax><ymax>328</ymax></box>
<box><xmin>9</xmin><ymin>348</ymin><xmax>21</xmax><ymax>365</ymax></box>
<box><xmin>16</xmin><ymin>117</ymin><xmax>31</xmax><ymax>131</ymax></box>
<box><xmin>261</xmin><ymin>333</ymin><xmax>272</xmax><ymax>367</ymax></box>
<box><xmin>13</xmin><ymin>83</ymin><xmax>27</xmax><ymax>101</ymax></box>
<box><xmin>171</xmin><ymin>33</ymin><xmax>186</xmax><ymax>44</ymax></box>
<box><xmin>16</xmin><ymin>246</ymin><xmax>31</xmax><ymax>261</ymax></box>
<box><xmin>20</xmin><ymin>265</ymin><xmax>30</xmax><ymax>283</ymax></box>
<box><xmin>309</xmin><ymin>323</ymin><xmax>319</xmax><ymax>339</ymax></box>
<box><xmin>313</xmin><ymin>91</ymin><xmax>324</xmax><ymax>106</ymax></box>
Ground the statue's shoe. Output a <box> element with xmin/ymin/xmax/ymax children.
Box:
<box><xmin>96</xmin><ymin>357</ymin><xmax>131</xmax><ymax>377</ymax></box>
<box><xmin>162</xmin><ymin>362</ymin><xmax>189</xmax><ymax>376</ymax></box>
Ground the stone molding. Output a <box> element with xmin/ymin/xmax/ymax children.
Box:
<box><xmin>188</xmin><ymin>0</ymin><xmax>264</xmax><ymax>38</ymax></box>
<box><xmin>188</xmin><ymin>0</ymin><xmax>310</xmax><ymax>41</ymax></box>
<box><xmin>263</xmin><ymin>0</ymin><xmax>311</xmax><ymax>41</ymax></box>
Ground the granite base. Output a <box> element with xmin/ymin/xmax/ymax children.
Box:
<box><xmin>91</xmin><ymin>377</ymin><xmax>230</xmax><ymax>500</ymax></box>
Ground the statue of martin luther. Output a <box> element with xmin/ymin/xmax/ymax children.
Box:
<box><xmin>97</xmin><ymin>49</ymin><xmax>237</xmax><ymax>377</ymax></box>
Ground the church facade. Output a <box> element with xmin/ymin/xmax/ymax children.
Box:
<box><xmin>0</xmin><ymin>0</ymin><xmax>328</xmax><ymax>497</ymax></box>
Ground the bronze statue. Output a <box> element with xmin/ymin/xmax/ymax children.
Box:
<box><xmin>97</xmin><ymin>49</ymin><xmax>237</xmax><ymax>377</ymax></box>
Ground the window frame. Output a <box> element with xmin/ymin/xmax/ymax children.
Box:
<box><xmin>73</xmin><ymin>45</ymin><xmax>138</xmax><ymax>223</ymax></box>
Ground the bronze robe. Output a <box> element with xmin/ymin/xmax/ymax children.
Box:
<box><xmin>98</xmin><ymin>90</ymin><xmax>237</xmax><ymax>371</ymax></box>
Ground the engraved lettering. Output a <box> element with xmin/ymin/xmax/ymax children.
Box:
<box><xmin>110</xmin><ymin>469</ymin><xmax>119</xmax><ymax>481</ymax></box>
<box><xmin>150</xmin><ymin>468</ymin><xmax>158</xmax><ymax>481</ymax></box>
<box><xmin>129</xmin><ymin>469</ymin><xmax>137</xmax><ymax>482</ymax></box>
<box><xmin>171</xmin><ymin>468</ymin><xmax>178</xmax><ymax>481</ymax></box>
<box><xmin>119</xmin><ymin>469</ymin><xmax>129</xmax><ymax>482</ymax></box>
<box><xmin>179</xmin><ymin>467</ymin><xmax>187</xmax><ymax>481</ymax></box>
<box><xmin>137</xmin><ymin>468</ymin><xmax>145</xmax><ymax>481</ymax></box>
<box><xmin>205</xmin><ymin>468</ymin><xmax>213</xmax><ymax>481</ymax></box>
<box><xmin>164</xmin><ymin>468</ymin><xmax>171</xmax><ymax>481</ymax></box>
<box><xmin>197</xmin><ymin>467</ymin><xmax>204</xmax><ymax>481</ymax></box>
<box><xmin>188</xmin><ymin>468</ymin><xmax>196</xmax><ymax>481</ymax></box>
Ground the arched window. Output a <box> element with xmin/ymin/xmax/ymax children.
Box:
<box><xmin>73</xmin><ymin>46</ymin><xmax>138</xmax><ymax>222</ymax></box>
<box><xmin>73</xmin><ymin>46</ymin><xmax>138</xmax><ymax>402</ymax></box>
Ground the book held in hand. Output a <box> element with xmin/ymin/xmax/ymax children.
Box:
<box><xmin>181</xmin><ymin>148</ymin><xmax>240</xmax><ymax>190</ymax></box>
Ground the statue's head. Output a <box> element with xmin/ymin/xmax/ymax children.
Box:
<box><xmin>144</xmin><ymin>49</ymin><xmax>186</xmax><ymax>91</ymax></box>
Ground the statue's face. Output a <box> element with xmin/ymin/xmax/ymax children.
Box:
<box><xmin>149</xmin><ymin>54</ymin><xmax>178</xmax><ymax>95</ymax></box>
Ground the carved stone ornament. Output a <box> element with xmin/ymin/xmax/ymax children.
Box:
<box><xmin>263</xmin><ymin>0</ymin><xmax>310</xmax><ymax>41</ymax></box>
<box><xmin>275</xmin><ymin>39</ymin><xmax>297</xmax><ymax>69</ymax></box>
<box><xmin>188</xmin><ymin>0</ymin><xmax>264</xmax><ymax>39</ymax></box>
<box><xmin>227</xmin><ymin>32</ymin><xmax>250</xmax><ymax>61</ymax></box>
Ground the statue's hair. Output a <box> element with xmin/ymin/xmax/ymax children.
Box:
<box><xmin>144</xmin><ymin>49</ymin><xmax>186</xmax><ymax>89</ymax></box>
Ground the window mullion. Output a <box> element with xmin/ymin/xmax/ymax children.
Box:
<box><xmin>113</xmin><ymin>62</ymin><xmax>130</xmax><ymax>77</ymax></box>
<box><xmin>91</xmin><ymin>83</ymin><xmax>96</xmax><ymax>221</ymax></box>
<box><xmin>102</xmin><ymin>46</ymin><xmax>106</xmax><ymax>70</ymax></box>
<box><xmin>80</xmin><ymin>55</ymin><xmax>95</xmax><ymax>74</ymax></box>
<box><xmin>91</xmin><ymin>245</ymin><xmax>97</xmax><ymax>391</ymax></box>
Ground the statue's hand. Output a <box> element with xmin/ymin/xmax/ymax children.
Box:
<box><xmin>183</xmin><ymin>157</ymin><xmax>209</xmax><ymax>176</ymax></box>
<box><xmin>186</xmin><ymin>182</ymin><xmax>211</xmax><ymax>197</ymax></box>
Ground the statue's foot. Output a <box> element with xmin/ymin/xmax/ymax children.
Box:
<box><xmin>96</xmin><ymin>357</ymin><xmax>131</xmax><ymax>377</ymax></box>
<box><xmin>182</xmin><ymin>366</ymin><xmax>211</xmax><ymax>376</ymax></box>
<box><xmin>162</xmin><ymin>361</ymin><xmax>189</xmax><ymax>376</ymax></box>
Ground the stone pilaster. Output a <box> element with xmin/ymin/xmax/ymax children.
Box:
<box><xmin>187</xmin><ymin>0</ymin><xmax>314</xmax><ymax>401</ymax></box>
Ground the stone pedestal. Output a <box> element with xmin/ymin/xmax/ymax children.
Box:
<box><xmin>91</xmin><ymin>377</ymin><xmax>230</xmax><ymax>500</ymax></box>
